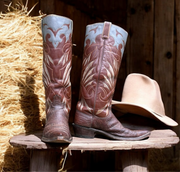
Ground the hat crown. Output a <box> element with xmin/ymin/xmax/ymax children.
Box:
<box><xmin>121</xmin><ymin>73</ymin><xmax>165</xmax><ymax>116</ymax></box>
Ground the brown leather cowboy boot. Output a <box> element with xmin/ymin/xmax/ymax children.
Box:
<box><xmin>73</xmin><ymin>21</ymin><xmax>151</xmax><ymax>141</ymax></box>
<box><xmin>41</xmin><ymin>15</ymin><xmax>73</xmax><ymax>143</ymax></box>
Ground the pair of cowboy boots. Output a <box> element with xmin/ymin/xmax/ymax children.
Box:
<box><xmin>41</xmin><ymin>14</ymin><xmax>150</xmax><ymax>143</ymax></box>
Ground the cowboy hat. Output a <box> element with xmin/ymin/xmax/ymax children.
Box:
<box><xmin>112</xmin><ymin>73</ymin><xmax>178</xmax><ymax>126</ymax></box>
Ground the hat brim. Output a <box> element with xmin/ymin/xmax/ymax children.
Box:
<box><xmin>112</xmin><ymin>100</ymin><xmax>178</xmax><ymax>127</ymax></box>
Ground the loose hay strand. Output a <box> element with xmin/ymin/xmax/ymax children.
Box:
<box><xmin>0</xmin><ymin>4</ymin><xmax>45</xmax><ymax>171</ymax></box>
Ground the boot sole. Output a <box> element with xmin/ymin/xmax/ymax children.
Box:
<box><xmin>72</xmin><ymin>123</ymin><xmax>150</xmax><ymax>141</ymax></box>
<box><xmin>41</xmin><ymin>136</ymin><xmax>72</xmax><ymax>143</ymax></box>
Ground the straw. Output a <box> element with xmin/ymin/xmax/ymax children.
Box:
<box><xmin>0</xmin><ymin>4</ymin><xmax>45</xmax><ymax>171</ymax></box>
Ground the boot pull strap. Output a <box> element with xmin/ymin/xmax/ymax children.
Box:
<box><xmin>102</xmin><ymin>21</ymin><xmax>112</xmax><ymax>39</ymax></box>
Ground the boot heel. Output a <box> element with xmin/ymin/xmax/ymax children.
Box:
<box><xmin>73</xmin><ymin>123</ymin><xmax>95</xmax><ymax>138</ymax></box>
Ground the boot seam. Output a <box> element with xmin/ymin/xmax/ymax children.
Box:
<box><xmin>93</xmin><ymin>38</ymin><xmax>106</xmax><ymax>116</ymax></box>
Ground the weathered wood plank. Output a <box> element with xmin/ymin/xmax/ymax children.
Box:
<box><xmin>174</xmin><ymin>0</ymin><xmax>180</xmax><ymax>157</ymax></box>
<box><xmin>9</xmin><ymin>130</ymin><xmax>179</xmax><ymax>150</ymax></box>
<box><xmin>40</xmin><ymin>0</ymin><xmax>55</xmax><ymax>14</ymax></box>
<box><xmin>54</xmin><ymin>0</ymin><xmax>65</xmax><ymax>15</ymax></box>
<box><xmin>154</xmin><ymin>0</ymin><xmax>174</xmax><ymax>119</ymax></box>
<box><xmin>175</xmin><ymin>0</ymin><xmax>180</xmax><ymax>158</ymax></box>
<box><xmin>126</xmin><ymin>0</ymin><xmax>154</xmax><ymax>76</ymax></box>
<box><xmin>113</xmin><ymin>1</ymin><xmax>128</xmax><ymax>101</ymax></box>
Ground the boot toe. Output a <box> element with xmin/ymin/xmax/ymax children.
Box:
<box><xmin>42</xmin><ymin>125</ymin><xmax>72</xmax><ymax>143</ymax></box>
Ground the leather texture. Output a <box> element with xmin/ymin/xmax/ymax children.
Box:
<box><xmin>74</xmin><ymin>21</ymin><xmax>150</xmax><ymax>140</ymax></box>
<box><xmin>41</xmin><ymin>15</ymin><xmax>73</xmax><ymax>143</ymax></box>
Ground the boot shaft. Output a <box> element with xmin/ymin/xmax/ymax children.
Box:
<box><xmin>41</xmin><ymin>15</ymin><xmax>73</xmax><ymax>114</ymax></box>
<box><xmin>73</xmin><ymin>22</ymin><xmax>151</xmax><ymax>141</ymax></box>
<box><xmin>77</xmin><ymin>22</ymin><xmax>128</xmax><ymax>117</ymax></box>
<box><xmin>84</xmin><ymin>21</ymin><xmax>127</xmax><ymax>56</ymax></box>
<box><xmin>42</xmin><ymin>15</ymin><xmax>73</xmax><ymax>49</ymax></box>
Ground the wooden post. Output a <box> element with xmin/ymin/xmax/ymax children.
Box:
<box><xmin>121</xmin><ymin>150</ymin><xmax>149</xmax><ymax>172</ymax></box>
<box><xmin>30</xmin><ymin>149</ymin><xmax>61</xmax><ymax>171</ymax></box>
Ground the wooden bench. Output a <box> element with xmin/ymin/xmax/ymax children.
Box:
<box><xmin>9</xmin><ymin>129</ymin><xmax>179</xmax><ymax>172</ymax></box>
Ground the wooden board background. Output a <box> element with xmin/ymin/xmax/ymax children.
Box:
<box><xmin>1</xmin><ymin>0</ymin><xmax>180</xmax><ymax>171</ymax></box>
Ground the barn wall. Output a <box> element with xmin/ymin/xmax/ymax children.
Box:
<box><xmin>0</xmin><ymin>0</ymin><xmax>180</xmax><ymax>171</ymax></box>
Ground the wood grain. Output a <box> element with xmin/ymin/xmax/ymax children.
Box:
<box><xmin>30</xmin><ymin>149</ymin><xmax>61</xmax><ymax>171</ymax></box>
<box><xmin>9</xmin><ymin>129</ymin><xmax>179</xmax><ymax>151</ymax></box>
<box><xmin>154</xmin><ymin>0</ymin><xmax>174</xmax><ymax>119</ymax></box>
<box><xmin>40</xmin><ymin>0</ymin><xmax>55</xmax><ymax>14</ymax></box>
<box><xmin>175</xmin><ymin>1</ymin><xmax>180</xmax><ymax>124</ymax></box>
<box><xmin>127</xmin><ymin>0</ymin><xmax>154</xmax><ymax>76</ymax></box>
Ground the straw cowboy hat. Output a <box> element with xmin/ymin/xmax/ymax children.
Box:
<box><xmin>112</xmin><ymin>73</ymin><xmax>178</xmax><ymax>126</ymax></box>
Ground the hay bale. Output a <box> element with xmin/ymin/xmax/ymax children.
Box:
<box><xmin>0</xmin><ymin>5</ymin><xmax>45</xmax><ymax>171</ymax></box>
